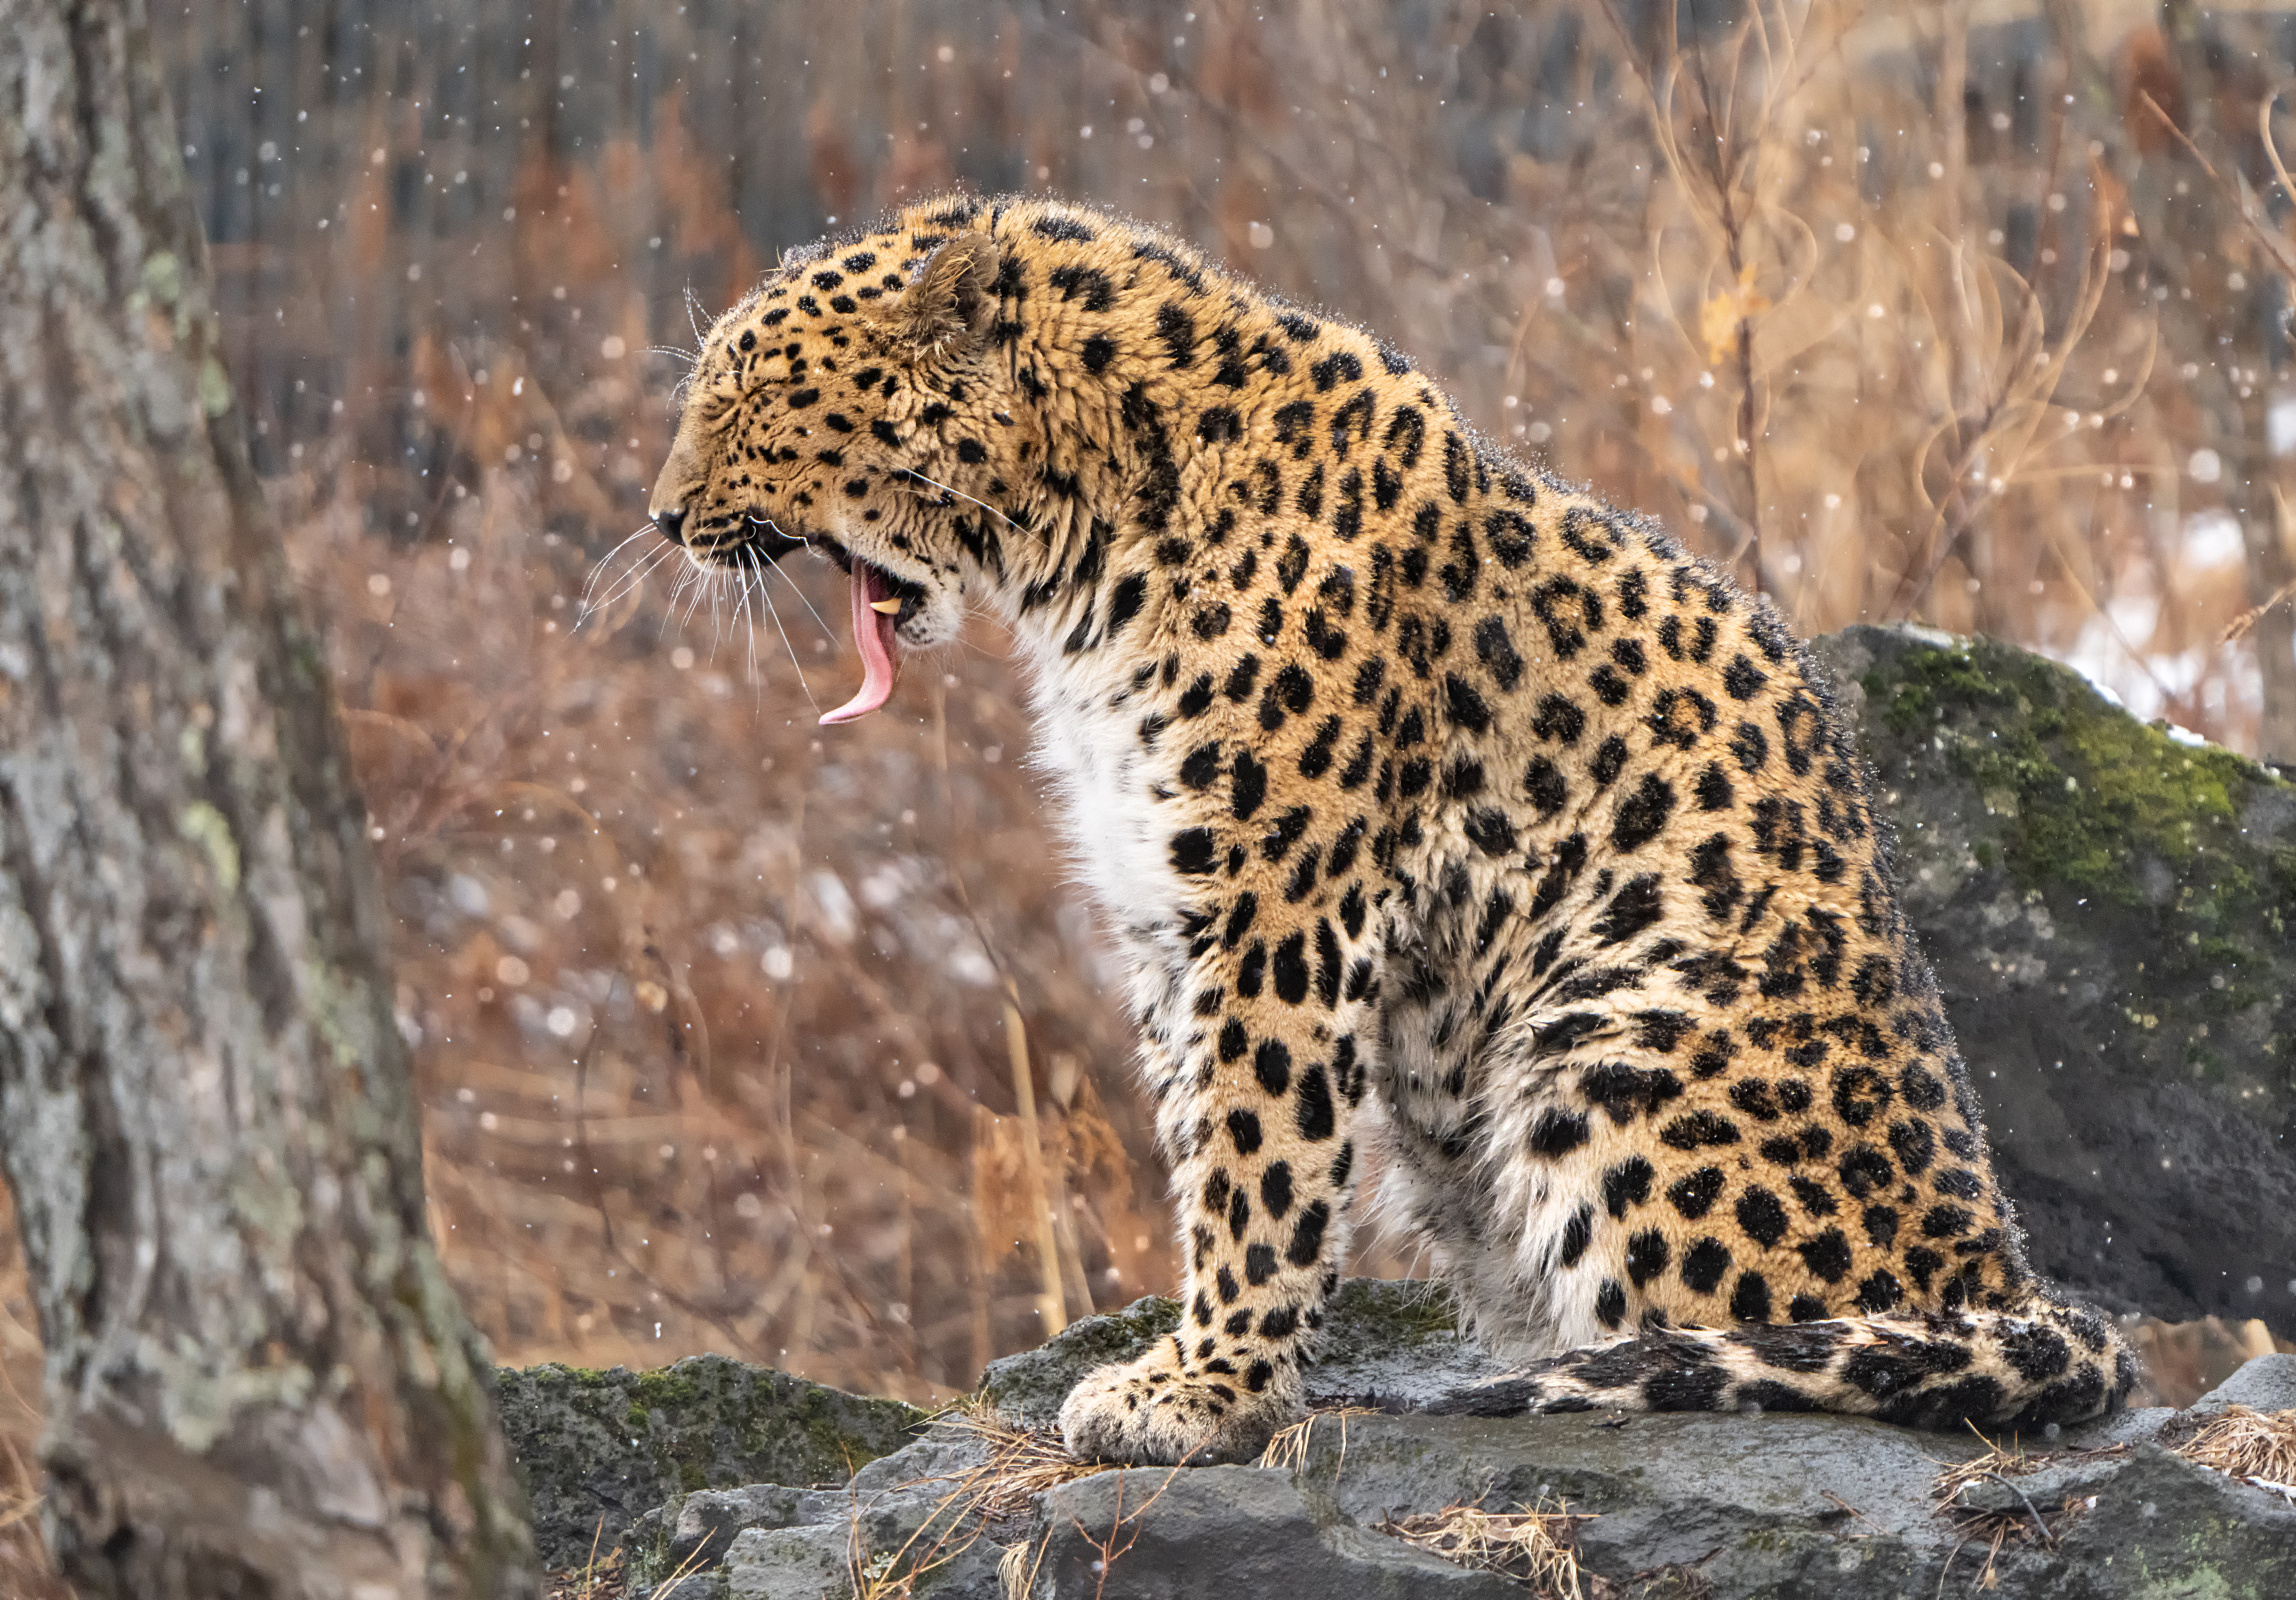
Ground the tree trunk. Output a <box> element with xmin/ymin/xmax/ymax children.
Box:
<box><xmin>0</xmin><ymin>3</ymin><xmax>539</xmax><ymax>1596</ymax></box>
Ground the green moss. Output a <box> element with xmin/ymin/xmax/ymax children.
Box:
<box><xmin>1871</xmin><ymin>646</ymin><xmax>2002</xmax><ymax>735</ymax></box>
<box><xmin>1873</xmin><ymin>642</ymin><xmax>2270</xmax><ymax>918</ymax></box>
<box><xmin>1736</xmin><ymin>1527</ymin><xmax>1811</xmax><ymax>1553</ymax></box>
<box><xmin>1111</xmin><ymin>1296</ymin><xmax>1182</xmax><ymax>1337</ymax></box>
<box><xmin>498</xmin><ymin>1356</ymin><xmax>923</xmax><ymax>1567</ymax></box>
<box><xmin>199</xmin><ymin>353</ymin><xmax>235</xmax><ymax>417</ymax></box>
<box><xmin>767</xmin><ymin>1382</ymin><xmax>902</xmax><ymax>1474</ymax></box>
<box><xmin>1325</xmin><ymin>1279</ymin><xmax>1459</xmax><ymax>1345</ymax></box>
<box><xmin>1872</xmin><ymin>640</ymin><xmax>2296</xmax><ymax>1013</ymax></box>
<box><xmin>631</xmin><ymin>1368</ymin><xmax>701</xmax><ymax>1410</ymax></box>
<box><xmin>139</xmin><ymin>248</ymin><xmax>184</xmax><ymax>306</ymax></box>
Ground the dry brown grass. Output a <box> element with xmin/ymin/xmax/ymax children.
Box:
<box><xmin>0</xmin><ymin>1191</ymin><xmax>69</xmax><ymax>1600</ymax></box>
<box><xmin>2175</xmin><ymin>1405</ymin><xmax>2296</xmax><ymax>1493</ymax></box>
<box><xmin>913</xmin><ymin>1403</ymin><xmax>1118</xmax><ymax>1535</ymax></box>
<box><xmin>1931</xmin><ymin>1429</ymin><xmax>2130</xmax><ymax>1505</ymax></box>
<box><xmin>1930</xmin><ymin>1425</ymin><xmax>2132</xmax><ymax>1588</ymax></box>
<box><xmin>1376</xmin><ymin>1499</ymin><xmax>1597</xmax><ymax>1597</ymax></box>
<box><xmin>0</xmin><ymin>1444</ymin><xmax>72</xmax><ymax>1600</ymax></box>
<box><xmin>1256</xmin><ymin>1405</ymin><xmax>1382</xmax><ymax>1474</ymax></box>
<box><xmin>823</xmin><ymin>1403</ymin><xmax>1167</xmax><ymax>1597</ymax></box>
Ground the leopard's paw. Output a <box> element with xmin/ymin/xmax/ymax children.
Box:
<box><xmin>1058</xmin><ymin>1341</ymin><xmax>1298</xmax><ymax>1466</ymax></box>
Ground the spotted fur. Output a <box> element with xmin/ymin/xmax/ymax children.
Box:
<box><xmin>646</xmin><ymin>195</ymin><xmax>2135</xmax><ymax>1466</ymax></box>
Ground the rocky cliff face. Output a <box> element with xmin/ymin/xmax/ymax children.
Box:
<box><xmin>503</xmin><ymin>629</ymin><xmax>2296</xmax><ymax>1598</ymax></box>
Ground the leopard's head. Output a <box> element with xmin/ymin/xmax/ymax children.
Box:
<box><xmin>648</xmin><ymin>223</ymin><xmax>1018</xmax><ymax>723</ymax></box>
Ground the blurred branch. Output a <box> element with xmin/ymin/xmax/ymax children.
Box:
<box><xmin>1887</xmin><ymin>226</ymin><xmax>2119</xmax><ymax>619</ymax></box>
<box><xmin>2137</xmin><ymin>90</ymin><xmax>2296</xmax><ymax>284</ymax></box>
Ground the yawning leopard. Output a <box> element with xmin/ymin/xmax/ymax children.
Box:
<box><xmin>644</xmin><ymin>194</ymin><xmax>2134</xmax><ymax>1466</ymax></box>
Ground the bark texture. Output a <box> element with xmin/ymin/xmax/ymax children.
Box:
<box><xmin>0</xmin><ymin>3</ymin><xmax>538</xmax><ymax>1595</ymax></box>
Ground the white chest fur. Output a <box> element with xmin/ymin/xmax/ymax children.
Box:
<box><xmin>1008</xmin><ymin>615</ymin><xmax>1193</xmax><ymax>1030</ymax></box>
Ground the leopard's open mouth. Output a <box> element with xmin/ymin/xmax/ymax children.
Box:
<box><xmin>812</xmin><ymin>537</ymin><xmax>927</xmax><ymax>726</ymax></box>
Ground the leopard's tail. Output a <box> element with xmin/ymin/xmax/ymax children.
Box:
<box><xmin>1418</xmin><ymin>1299</ymin><xmax>2135</xmax><ymax>1431</ymax></box>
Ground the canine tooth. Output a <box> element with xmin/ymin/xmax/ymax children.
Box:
<box><xmin>869</xmin><ymin>597</ymin><xmax>904</xmax><ymax>614</ymax></box>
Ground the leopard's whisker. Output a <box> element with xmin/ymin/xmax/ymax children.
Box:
<box><xmin>581</xmin><ymin>525</ymin><xmax>658</xmax><ymax>604</ymax></box>
<box><xmin>678</xmin><ymin>561</ymin><xmax>719</xmax><ymax>631</ymax></box>
<box><xmin>746</xmin><ymin>544</ymin><xmax>819</xmax><ymax>715</ymax></box>
<box><xmin>707</xmin><ymin>561</ymin><xmax>735</xmax><ymax>663</ymax></box>
<box><xmin>627</xmin><ymin>537</ymin><xmax>685</xmax><ymax>600</ymax></box>
<box><xmin>726</xmin><ymin>546</ymin><xmax>750</xmax><ymax>651</ymax></box>
<box><xmin>736</xmin><ymin>548</ymin><xmax>765</xmax><ymax>701</ymax></box>
<box><xmin>747</xmin><ymin>516</ymin><xmax>840</xmax><ymax>645</ymax></box>
<box><xmin>723</xmin><ymin>555</ymin><xmax>754</xmax><ymax>676</ymax></box>
<box><xmin>897</xmin><ymin>467</ymin><xmax>1030</xmax><ymax>539</ymax></box>
<box><xmin>659</xmin><ymin>563</ymin><xmax>700</xmax><ymax>640</ymax></box>
<box><xmin>774</xmin><ymin>562</ymin><xmax>840</xmax><ymax>648</ymax></box>
<box><xmin>577</xmin><ymin>526</ymin><xmax>677</xmax><ymax>625</ymax></box>
<box><xmin>709</xmin><ymin>558</ymin><xmax>741</xmax><ymax>663</ymax></box>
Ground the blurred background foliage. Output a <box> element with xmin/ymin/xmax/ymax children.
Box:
<box><xmin>10</xmin><ymin>4</ymin><xmax>2296</xmax><ymax>1568</ymax></box>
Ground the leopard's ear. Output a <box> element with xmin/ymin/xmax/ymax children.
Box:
<box><xmin>894</xmin><ymin>230</ymin><xmax>1001</xmax><ymax>359</ymax></box>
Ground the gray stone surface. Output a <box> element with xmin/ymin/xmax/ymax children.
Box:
<box><xmin>1031</xmin><ymin>1465</ymin><xmax>1519</xmax><ymax>1598</ymax></box>
<box><xmin>665</xmin><ymin>1484</ymin><xmax>813</xmax><ymax>1573</ymax></box>
<box><xmin>1302</xmin><ymin>1278</ymin><xmax>1514</xmax><ymax>1406</ymax></box>
<box><xmin>652</xmin><ymin>1578</ymin><xmax>723</xmax><ymax>1600</ymax></box>
<box><xmin>588</xmin><ymin>1352</ymin><xmax>2296</xmax><ymax>1599</ymax></box>
<box><xmin>723</xmin><ymin>1524</ymin><xmax>847</xmax><ymax>1600</ymax></box>
<box><xmin>2049</xmin><ymin>1440</ymin><xmax>2296</xmax><ymax>1598</ymax></box>
<box><xmin>844</xmin><ymin>1432</ymin><xmax>994</xmax><ymax>1497</ymax></box>
<box><xmin>2187</xmin><ymin>1350</ymin><xmax>2296</xmax><ymax>1415</ymax></box>
<box><xmin>625</xmin><ymin>1423</ymin><xmax>1001</xmax><ymax>1596</ymax></box>
<box><xmin>1813</xmin><ymin>626</ymin><xmax>2296</xmax><ymax>1325</ymax></box>
<box><xmin>493</xmin><ymin>1352</ymin><xmax>923</xmax><ymax>1569</ymax></box>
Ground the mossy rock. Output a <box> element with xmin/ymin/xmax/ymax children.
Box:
<box><xmin>978</xmin><ymin>1293</ymin><xmax>1182</xmax><ymax>1429</ymax></box>
<box><xmin>494</xmin><ymin>1352</ymin><xmax>923</xmax><ymax>1570</ymax></box>
<box><xmin>1815</xmin><ymin>625</ymin><xmax>2296</xmax><ymax>1324</ymax></box>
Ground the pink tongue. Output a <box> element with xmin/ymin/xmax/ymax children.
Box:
<box><xmin>819</xmin><ymin>564</ymin><xmax>901</xmax><ymax>725</ymax></box>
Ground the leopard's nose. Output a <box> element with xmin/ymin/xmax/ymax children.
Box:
<box><xmin>654</xmin><ymin>506</ymin><xmax>687</xmax><ymax>545</ymax></box>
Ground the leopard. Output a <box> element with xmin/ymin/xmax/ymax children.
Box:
<box><xmin>644</xmin><ymin>193</ymin><xmax>2136</xmax><ymax>1467</ymax></box>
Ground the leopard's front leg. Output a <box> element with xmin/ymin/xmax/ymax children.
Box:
<box><xmin>1060</xmin><ymin>898</ymin><xmax>1380</xmax><ymax>1465</ymax></box>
